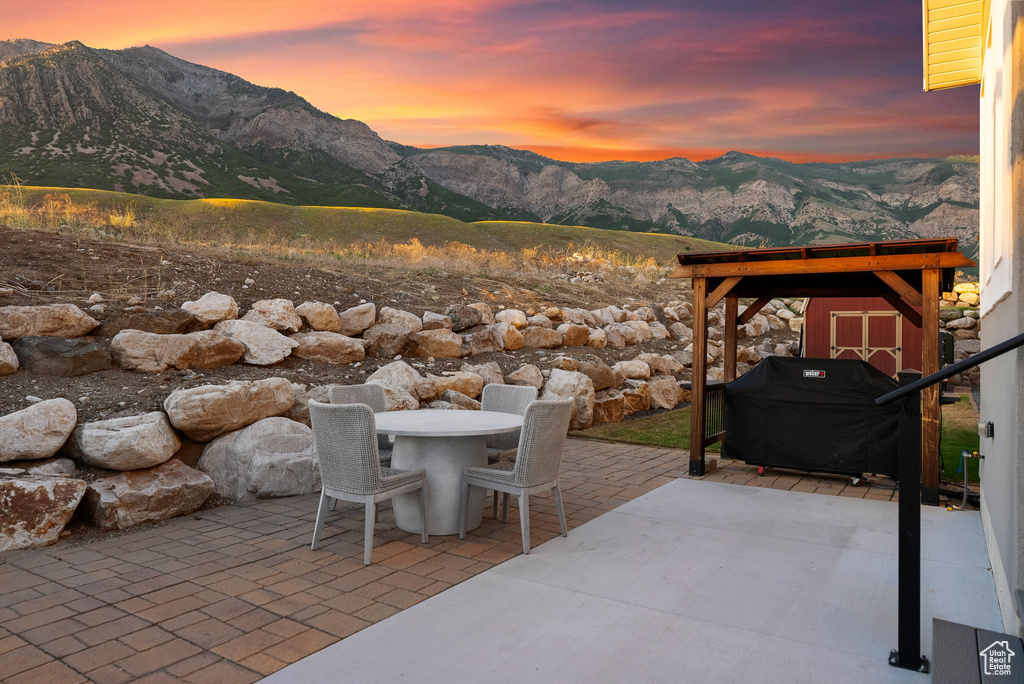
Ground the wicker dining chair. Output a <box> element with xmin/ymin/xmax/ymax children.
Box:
<box><xmin>480</xmin><ymin>383</ymin><xmax>538</xmax><ymax>518</ymax></box>
<box><xmin>309</xmin><ymin>400</ymin><xmax>428</xmax><ymax>565</ymax></box>
<box><xmin>459</xmin><ymin>399</ymin><xmax>573</xmax><ymax>554</ymax></box>
<box><xmin>328</xmin><ymin>384</ymin><xmax>393</xmax><ymax>464</ymax></box>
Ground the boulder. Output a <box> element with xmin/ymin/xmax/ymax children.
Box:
<box><xmin>604</xmin><ymin>328</ymin><xmax>626</xmax><ymax>349</ymax></box>
<box><xmin>432</xmin><ymin>371</ymin><xmax>484</xmax><ymax>399</ymax></box>
<box><xmin>408</xmin><ymin>329</ymin><xmax>463</xmax><ymax>359</ymax></box>
<box><xmin>775</xmin><ymin>308</ymin><xmax>796</xmax><ymax>321</ymax></box>
<box><xmin>606</xmin><ymin>323</ymin><xmax>641</xmax><ymax>345</ymax></box>
<box><xmin>663</xmin><ymin>303</ymin><xmax>692</xmax><ymax>323</ymax></box>
<box><xmin>522</xmin><ymin>327</ymin><xmax>563</xmax><ymax>349</ymax></box>
<box><xmin>369</xmin><ymin>383</ymin><xmax>420</xmax><ymax>411</ymax></box>
<box><xmin>593</xmin><ymin>389</ymin><xmax>625</xmax><ymax>425</ymax></box>
<box><xmin>648</xmin><ymin>376</ymin><xmax>679</xmax><ymax>410</ymax></box>
<box><xmin>557</xmin><ymin>323</ymin><xmax>590</xmax><ymax>347</ymax></box>
<box><xmin>578</xmin><ymin>360</ymin><xmax>617</xmax><ymax>391</ymax></box>
<box><xmin>295</xmin><ymin>302</ymin><xmax>342</xmax><ymax>332</ymax></box>
<box><xmin>164</xmin><ymin>377</ymin><xmax>295</xmax><ymax>442</ymax></box>
<box><xmin>623</xmin><ymin>320</ymin><xmax>654</xmax><ymax>343</ymax></box>
<box><xmin>0</xmin><ymin>340</ymin><xmax>16</xmax><ymax>375</ymax></box>
<box><xmin>426</xmin><ymin>400</ymin><xmax>463</xmax><ymax>411</ymax></box>
<box><xmin>65</xmin><ymin>412</ymin><xmax>180</xmax><ymax>471</ymax></box>
<box><xmin>586</xmin><ymin>328</ymin><xmax>607</xmax><ymax>348</ymax></box>
<box><xmin>367</xmin><ymin>361</ymin><xmax>437</xmax><ymax>400</ymax></box>
<box><xmin>672</xmin><ymin>349</ymin><xmax>693</xmax><ymax>368</ymax></box>
<box><xmin>0</xmin><ymin>457</ymin><xmax>77</xmax><ymax>478</ymax></box>
<box><xmin>953</xmin><ymin>329</ymin><xmax>979</xmax><ymax>340</ymax></box>
<box><xmin>773</xmin><ymin>343</ymin><xmax>791</xmax><ymax>357</ymax></box>
<box><xmin>181</xmin><ymin>292</ymin><xmax>238</xmax><ymax>327</ymax></box>
<box><xmin>636</xmin><ymin>353</ymin><xmax>683</xmax><ymax>376</ymax></box>
<box><xmin>285</xmin><ymin>384</ymin><xmax>330</xmax><ymax>426</ymax></box>
<box><xmin>421</xmin><ymin>311</ymin><xmax>453</xmax><ymax>331</ymax></box>
<box><xmin>766</xmin><ymin>315</ymin><xmax>788</xmax><ymax>332</ymax></box>
<box><xmin>189</xmin><ymin>330</ymin><xmax>246</xmax><ymax>368</ymax></box>
<box><xmin>553</xmin><ymin>356</ymin><xmax>580</xmax><ymax>371</ymax></box>
<box><xmin>953</xmin><ymin>282</ymin><xmax>979</xmax><ymax>294</ymax></box>
<box><xmin>495</xmin><ymin>322</ymin><xmax>524</xmax><ymax>351</ymax></box>
<box><xmin>468</xmin><ymin>303</ymin><xmax>495</xmax><ymax>325</ymax></box>
<box><xmin>446</xmin><ymin>304</ymin><xmax>483</xmax><ymax>332</ymax></box>
<box><xmin>0</xmin><ymin>303</ymin><xmax>98</xmax><ymax>340</ymax></box>
<box><xmin>95</xmin><ymin>309</ymin><xmax>194</xmax><ymax>337</ymax></box>
<box><xmin>81</xmin><ymin>460</ymin><xmax>214</xmax><ymax>530</ymax></box>
<box><xmin>289</xmin><ymin>331</ymin><xmax>366</xmax><ymax>364</ymax></box>
<box><xmin>110</xmin><ymin>330</ymin><xmax>197</xmax><ymax>373</ymax></box>
<box><xmin>378</xmin><ymin>306</ymin><xmax>423</xmax><ymax>333</ymax></box>
<box><xmin>461</xmin><ymin>361</ymin><xmax>504</xmax><ymax>386</ymax></box>
<box><xmin>541</xmin><ymin>370</ymin><xmax>595</xmax><ymax>430</ymax></box>
<box><xmin>495</xmin><ymin>309</ymin><xmax>528</xmax><ymax>329</ymax></box>
<box><xmin>527</xmin><ymin>314</ymin><xmax>553</xmax><ymax>329</ymax></box>
<box><xmin>443</xmin><ymin>390</ymin><xmax>481</xmax><ymax>410</ymax></box>
<box><xmin>621</xmin><ymin>380</ymin><xmax>651</xmax><ymax>414</ymax></box>
<box><xmin>462</xmin><ymin>325</ymin><xmax>505</xmax><ymax>355</ymax></box>
<box><xmin>11</xmin><ymin>336</ymin><xmax>112</xmax><ymax>376</ymax></box>
<box><xmin>506</xmin><ymin>364</ymin><xmax>544</xmax><ymax>390</ymax></box>
<box><xmin>613</xmin><ymin>359</ymin><xmax>651</xmax><ymax>380</ymax></box>
<box><xmin>946</xmin><ymin>316</ymin><xmax>977</xmax><ymax>330</ymax></box>
<box><xmin>648</xmin><ymin>321</ymin><xmax>672</xmax><ymax>340</ymax></box>
<box><xmin>954</xmin><ymin>339</ymin><xmax>981</xmax><ymax>360</ymax></box>
<box><xmin>338</xmin><ymin>303</ymin><xmax>377</xmax><ymax>336</ymax></box>
<box><xmin>743</xmin><ymin>314</ymin><xmax>771</xmax><ymax>338</ymax></box>
<box><xmin>363</xmin><ymin>323</ymin><xmax>412</xmax><ymax>358</ymax></box>
<box><xmin>242</xmin><ymin>299</ymin><xmax>303</xmax><ymax>333</ymax></box>
<box><xmin>198</xmin><ymin>418</ymin><xmax>320</xmax><ymax>502</ymax></box>
<box><xmin>788</xmin><ymin>317</ymin><xmax>804</xmax><ymax>333</ymax></box>
<box><xmin>0</xmin><ymin>475</ymin><xmax>87</xmax><ymax>551</ymax></box>
<box><xmin>0</xmin><ymin>399</ymin><xmax>77</xmax><ymax>462</ymax></box>
<box><xmin>214</xmin><ymin>319</ymin><xmax>298</xmax><ymax>365</ymax></box>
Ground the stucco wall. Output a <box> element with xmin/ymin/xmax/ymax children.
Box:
<box><xmin>978</xmin><ymin>0</ymin><xmax>1024</xmax><ymax>636</ymax></box>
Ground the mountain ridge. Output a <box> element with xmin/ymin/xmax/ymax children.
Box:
<box><xmin>0</xmin><ymin>39</ymin><xmax>979</xmax><ymax>255</ymax></box>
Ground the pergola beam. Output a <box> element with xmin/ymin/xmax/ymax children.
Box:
<box><xmin>737</xmin><ymin>297</ymin><xmax>774</xmax><ymax>325</ymax></box>
<box><xmin>876</xmin><ymin>271</ymin><xmax>923</xmax><ymax>307</ymax></box>
<box><xmin>704</xmin><ymin>276</ymin><xmax>743</xmax><ymax>309</ymax></box>
<box><xmin>882</xmin><ymin>292</ymin><xmax>924</xmax><ymax>328</ymax></box>
<box><xmin>670</xmin><ymin>251</ymin><xmax>973</xmax><ymax>279</ymax></box>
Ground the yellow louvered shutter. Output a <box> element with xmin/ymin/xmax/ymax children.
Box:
<box><xmin>922</xmin><ymin>0</ymin><xmax>988</xmax><ymax>91</ymax></box>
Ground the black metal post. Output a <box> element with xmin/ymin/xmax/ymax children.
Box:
<box><xmin>889</xmin><ymin>390</ymin><xmax>929</xmax><ymax>673</ymax></box>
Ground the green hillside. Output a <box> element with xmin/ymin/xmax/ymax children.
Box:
<box><xmin>4</xmin><ymin>186</ymin><xmax>726</xmax><ymax>262</ymax></box>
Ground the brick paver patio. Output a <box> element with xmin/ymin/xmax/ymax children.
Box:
<box><xmin>0</xmin><ymin>439</ymin><xmax>896</xmax><ymax>683</ymax></box>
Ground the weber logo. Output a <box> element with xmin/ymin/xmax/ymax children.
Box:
<box><xmin>803</xmin><ymin>370</ymin><xmax>826</xmax><ymax>378</ymax></box>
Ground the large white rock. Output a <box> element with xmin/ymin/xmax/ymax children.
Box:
<box><xmin>0</xmin><ymin>340</ymin><xmax>18</xmax><ymax>375</ymax></box>
<box><xmin>110</xmin><ymin>330</ymin><xmax>197</xmax><ymax>373</ymax></box>
<box><xmin>378</xmin><ymin>306</ymin><xmax>423</xmax><ymax>333</ymax></box>
<box><xmin>0</xmin><ymin>475</ymin><xmax>87</xmax><ymax>551</ymax></box>
<box><xmin>462</xmin><ymin>325</ymin><xmax>505</xmax><ymax>355</ymax></box>
<box><xmin>371</xmin><ymin>383</ymin><xmax>421</xmax><ymax>411</ymax></box>
<box><xmin>461</xmin><ymin>361</ymin><xmax>504</xmax><ymax>386</ymax></box>
<box><xmin>496</xmin><ymin>322</ymin><xmax>524</xmax><ymax>351</ymax></box>
<box><xmin>289</xmin><ymin>331</ymin><xmax>365</xmax><ymax>364</ymax></box>
<box><xmin>613</xmin><ymin>359</ymin><xmax>651</xmax><ymax>380</ymax></box>
<box><xmin>81</xmin><ymin>460</ymin><xmax>214</xmax><ymax>530</ymax></box>
<box><xmin>541</xmin><ymin>369</ymin><xmax>595</xmax><ymax>430</ymax></box>
<box><xmin>189</xmin><ymin>330</ymin><xmax>246</xmax><ymax>368</ymax></box>
<box><xmin>495</xmin><ymin>309</ymin><xmax>528</xmax><ymax>329</ymax></box>
<box><xmin>242</xmin><ymin>298</ymin><xmax>303</xmax><ymax>333</ymax></box>
<box><xmin>557</xmin><ymin>323</ymin><xmax>590</xmax><ymax>347</ymax></box>
<box><xmin>198</xmin><ymin>418</ymin><xmax>320</xmax><ymax>502</ymax></box>
<box><xmin>468</xmin><ymin>303</ymin><xmax>495</xmax><ymax>325</ymax></box>
<box><xmin>182</xmin><ymin>292</ymin><xmax>238</xmax><ymax>327</ymax></box>
<box><xmin>605</xmin><ymin>322</ymin><xmax>641</xmax><ymax>345</ymax></box>
<box><xmin>366</xmin><ymin>361</ymin><xmax>436</xmax><ymax>400</ymax></box>
<box><xmin>285</xmin><ymin>384</ymin><xmax>331</xmax><ymax>426</ymax></box>
<box><xmin>522</xmin><ymin>327</ymin><xmax>563</xmax><ymax>349</ymax></box>
<box><xmin>295</xmin><ymin>301</ymin><xmax>342</xmax><ymax>332</ymax></box>
<box><xmin>623</xmin><ymin>320</ymin><xmax>654</xmax><ymax>342</ymax></box>
<box><xmin>648</xmin><ymin>376</ymin><xmax>680</xmax><ymax>410</ymax></box>
<box><xmin>214</xmin><ymin>319</ymin><xmax>298</xmax><ymax>365</ymax></box>
<box><xmin>408</xmin><ymin>329</ymin><xmax>463</xmax><ymax>359</ymax></box>
<box><xmin>432</xmin><ymin>371</ymin><xmax>484</xmax><ymax>399</ymax></box>
<box><xmin>0</xmin><ymin>399</ymin><xmax>77</xmax><ymax>462</ymax></box>
<box><xmin>338</xmin><ymin>303</ymin><xmax>377</xmax><ymax>336</ymax></box>
<box><xmin>421</xmin><ymin>311</ymin><xmax>453</xmax><ymax>331</ymax></box>
<box><xmin>586</xmin><ymin>328</ymin><xmax>607</xmax><ymax>348</ymax></box>
<box><xmin>744</xmin><ymin>313</ymin><xmax>771</xmax><ymax>338</ymax></box>
<box><xmin>506</xmin><ymin>364</ymin><xmax>544</xmax><ymax>390</ymax></box>
<box><xmin>65</xmin><ymin>412</ymin><xmax>180</xmax><ymax>471</ymax></box>
<box><xmin>0</xmin><ymin>303</ymin><xmax>98</xmax><ymax>339</ymax></box>
<box><xmin>164</xmin><ymin>377</ymin><xmax>295</xmax><ymax>442</ymax></box>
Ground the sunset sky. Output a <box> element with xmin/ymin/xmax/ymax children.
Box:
<box><xmin>4</xmin><ymin>0</ymin><xmax>980</xmax><ymax>163</ymax></box>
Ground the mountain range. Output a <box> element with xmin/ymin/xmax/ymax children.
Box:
<box><xmin>0</xmin><ymin>39</ymin><xmax>979</xmax><ymax>254</ymax></box>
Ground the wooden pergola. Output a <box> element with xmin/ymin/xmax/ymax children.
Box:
<box><xmin>670</xmin><ymin>238</ymin><xmax>975</xmax><ymax>505</ymax></box>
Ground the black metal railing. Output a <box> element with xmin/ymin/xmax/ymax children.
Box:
<box><xmin>877</xmin><ymin>330</ymin><xmax>1024</xmax><ymax>675</ymax></box>
<box><xmin>704</xmin><ymin>380</ymin><xmax>728</xmax><ymax>446</ymax></box>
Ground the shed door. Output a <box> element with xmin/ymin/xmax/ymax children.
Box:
<box><xmin>829</xmin><ymin>311</ymin><xmax>903</xmax><ymax>376</ymax></box>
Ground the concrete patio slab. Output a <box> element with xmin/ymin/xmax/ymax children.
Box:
<box><xmin>267</xmin><ymin>479</ymin><xmax>1001</xmax><ymax>684</ymax></box>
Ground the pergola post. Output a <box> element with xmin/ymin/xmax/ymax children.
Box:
<box><xmin>724</xmin><ymin>293</ymin><xmax>739</xmax><ymax>382</ymax></box>
<box><xmin>690</xmin><ymin>277</ymin><xmax>708</xmax><ymax>476</ymax></box>
<box><xmin>920</xmin><ymin>268</ymin><xmax>941</xmax><ymax>505</ymax></box>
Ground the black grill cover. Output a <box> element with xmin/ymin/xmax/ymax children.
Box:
<box><xmin>724</xmin><ymin>357</ymin><xmax>899</xmax><ymax>477</ymax></box>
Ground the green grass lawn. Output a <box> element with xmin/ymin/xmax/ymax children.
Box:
<box><xmin>575</xmin><ymin>395</ymin><xmax>980</xmax><ymax>481</ymax></box>
<box><xmin>573</xmin><ymin>407</ymin><xmax>721</xmax><ymax>453</ymax></box>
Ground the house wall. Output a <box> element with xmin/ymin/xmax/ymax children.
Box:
<box><xmin>978</xmin><ymin>0</ymin><xmax>1024</xmax><ymax>636</ymax></box>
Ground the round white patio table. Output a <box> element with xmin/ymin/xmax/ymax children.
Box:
<box><xmin>375</xmin><ymin>409</ymin><xmax>523</xmax><ymax>536</ymax></box>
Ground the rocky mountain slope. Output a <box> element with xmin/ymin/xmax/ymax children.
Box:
<box><xmin>0</xmin><ymin>39</ymin><xmax>978</xmax><ymax>254</ymax></box>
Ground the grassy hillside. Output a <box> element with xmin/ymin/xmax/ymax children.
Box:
<box><xmin>3</xmin><ymin>186</ymin><xmax>726</xmax><ymax>263</ymax></box>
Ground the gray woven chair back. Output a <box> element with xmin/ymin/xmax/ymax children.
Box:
<box><xmin>329</xmin><ymin>384</ymin><xmax>390</xmax><ymax>452</ymax></box>
<box><xmin>309</xmin><ymin>400</ymin><xmax>384</xmax><ymax>495</ymax></box>
<box><xmin>512</xmin><ymin>399</ymin><xmax>573</xmax><ymax>487</ymax></box>
<box><xmin>481</xmin><ymin>384</ymin><xmax>537</xmax><ymax>450</ymax></box>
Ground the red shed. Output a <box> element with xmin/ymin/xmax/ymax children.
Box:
<box><xmin>804</xmin><ymin>297</ymin><xmax>924</xmax><ymax>377</ymax></box>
